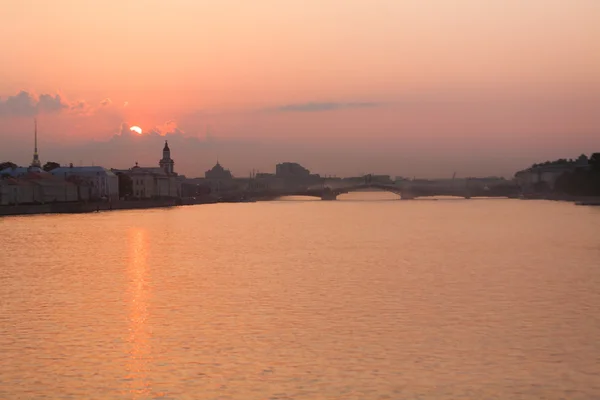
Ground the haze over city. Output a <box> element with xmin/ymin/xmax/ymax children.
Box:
<box><xmin>1</xmin><ymin>0</ymin><xmax>599</xmax><ymax>178</ymax></box>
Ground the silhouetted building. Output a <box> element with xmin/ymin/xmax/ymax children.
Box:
<box><xmin>275</xmin><ymin>162</ymin><xmax>310</xmax><ymax>179</ymax></box>
<box><xmin>159</xmin><ymin>140</ymin><xmax>175</xmax><ymax>174</ymax></box>
<box><xmin>515</xmin><ymin>155</ymin><xmax>589</xmax><ymax>193</ymax></box>
<box><xmin>205</xmin><ymin>161</ymin><xmax>233</xmax><ymax>180</ymax></box>
<box><xmin>116</xmin><ymin>141</ymin><xmax>182</xmax><ymax>199</ymax></box>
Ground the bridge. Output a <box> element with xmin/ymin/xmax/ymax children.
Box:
<box><xmin>285</xmin><ymin>183</ymin><xmax>471</xmax><ymax>200</ymax></box>
<box><xmin>247</xmin><ymin>178</ymin><xmax>519</xmax><ymax>201</ymax></box>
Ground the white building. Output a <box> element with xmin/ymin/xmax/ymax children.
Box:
<box><xmin>50</xmin><ymin>166</ymin><xmax>119</xmax><ymax>201</ymax></box>
<box><xmin>0</xmin><ymin>173</ymin><xmax>82</xmax><ymax>205</ymax></box>
<box><xmin>120</xmin><ymin>140</ymin><xmax>182</xmax><ymax>199</ymax></box>
<box><xmin>127</xmin><ymin>166</ymin><xmax>181</xmax><ymax>198</ymax></box>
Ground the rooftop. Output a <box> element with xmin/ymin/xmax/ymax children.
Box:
<box><xmin>50</xmin><ymin>166</ymin><xmax>117</xmax><ymax>177</ymax></box>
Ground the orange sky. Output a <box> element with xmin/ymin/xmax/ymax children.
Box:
<box><xmin>1</xmin><ymin>0</ymin><xmax>599</xmax><ymax>177</ymax></box>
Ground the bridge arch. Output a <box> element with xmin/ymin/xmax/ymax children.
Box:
<box><xmin>285</xmin><ymin>184</ymin><xmax>410</xmax><ymax>200</ymax></box>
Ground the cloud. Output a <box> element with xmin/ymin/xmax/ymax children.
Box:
<box><xmin>0</xmin><ymin>90</ymin><xmax>99</xmax><ymax>117</ymax></box>
<box><xmin>69</xmin><ymin>100</ymin><xmax>93</xmax><ymax>115</ymax></box>
<box><xmin>0</xmin><ymin>91</ymin><xmax>68</xmax><ymax>117</ymax></box>
<box><xmin>100</xmin><ymin>98</ymin><xmax>112</xmax><ymax>107</ymax></box>
<box><xmin>119</xmin><ymin>122</ymin><xmax>132</xmax><ymax>136</ymax></box>
<box><xmin>38</xmin><ymin>93</ymin><xmax>68</xmax><ymax>113</ymax></box>
<box><xmin>273</xmin><ymin>101</ymin><xmax>382</xmax><ymax>112</ymax></box>
<box><xmin>151</xmin><ymin>120</ymin><xmax>184</xmax><ymax>136</ymax></box>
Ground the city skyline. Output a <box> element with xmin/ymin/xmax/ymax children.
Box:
<box><xmin>1</xmin><ymin>0</ymin><xmax>600</xmax><ymax>178</ymax></box>
<box><xmin>1</xmin><ymin>121</ymin><xmax>595</xmax><ymax>180</ymax></box>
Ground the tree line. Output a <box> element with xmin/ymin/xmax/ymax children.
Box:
<box><xmin>0</xmin><ymin>161</ymin><xmax>61</xmax><ymax>172</ymax></box>
<box><xmin>554</xmin><ymin>153</ymin><xmax>600</xmax><ymax>196</ymax></box>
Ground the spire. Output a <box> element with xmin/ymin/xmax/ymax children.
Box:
<box><xmin>31</xmin><ymin>118</ymin><xmax>41</xmax><ymax>169</ymax></box>
<box><xmin>163</xmin><ymin>140</ymin><xmax>170</xmax><ymax>151</ymax></box>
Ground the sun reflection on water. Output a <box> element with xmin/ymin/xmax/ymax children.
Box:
<box><xmin>126</xmin><ymin>228</ymin><xmax>152</xmax><ymax>398</ymax></box>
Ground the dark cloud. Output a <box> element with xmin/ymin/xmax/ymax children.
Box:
<box><xmin>38</xmin><ymin>93</ymin><xmax>68</xmax><ymax>113</ymax></box>
<box><xmin>0</xmin><ymin>90</ymin><xmax>74</xmax><ymax>117</ymax></box>
<box><xmin>273</xmin><ymin>101</ymin><xmax>381</xmax><ymax>112</ymax></box>
<box><xmin>100</xmin><ymin>98</ymin><xmax>112</xmax><ymax>107</ymax></box>
<box><xmin>1</xmin><ymin>91</ymin><xmax>39</xmax><ymax>116</ymax></box>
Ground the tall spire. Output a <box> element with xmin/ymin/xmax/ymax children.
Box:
<box><xmin>31</xmin><ymin>118</ymin><xmax>41</xmax><ymax>169</ymax></box>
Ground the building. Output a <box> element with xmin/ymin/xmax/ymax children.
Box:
<box><xmin>0</xmin><ymin>167</ymin><xmax>36</xmax><ymax>178</ymax></box>
<box><xmin>127</xmin><ymin>165</ymin><xmax>181</xmax><ymax>198</ymax></box>
<box><xmin>0</xmin><ymin>178</ymin><xmax>32</xmax><ymax>205</ymax></box>
<box><xmin>159</xmin><ymin>141</ymin><xmax>175</xmax><ymax>174</ymax></box>
<box><xmin>275</xmin><ymin>162</ymin><xmax>310</xmax><ymax>179</ymax></box>
<box><xmin>514</xmin><ymin>155</ymin><xmax>589</xmax><ymax>193</ymax></box>
<box><xmin>204</xmin><ymin>161</ymin><xmax>235</xmax><ymax>193</ymax></box>
<box><xmin>118</xmin><ymin>141</ymin><xmax>182</xmax><ymax>199</ymax></box>
<box><xmin>50</xmin><ymin>166</ymin><xmax>119</xmax><ymax>201</ymax></box>
<box><xmin>205</xmin><ymin>161</ymin><xmax>233</xmax><ymax>180</ymax></box>
<box><xmin>0</xmin><ymin>173</ymin><xmax>82</xmax><ymax>205</ymax></box>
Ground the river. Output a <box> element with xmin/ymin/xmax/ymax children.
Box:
<box><xmin>1</xmin><ymin>192</ymin><xmax>599</xmax><ymax>399</ymax></box>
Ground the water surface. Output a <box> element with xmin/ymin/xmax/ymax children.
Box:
<box><xmin>1</xmin><ymin>193</ymin><xmax>599</xmax><ymax>399</ymax></box>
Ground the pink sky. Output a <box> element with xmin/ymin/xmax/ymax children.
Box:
<box><xmin>1</xmin><ymin>0</ymin><xmax>599</xmax><ymax>178</ymax></box>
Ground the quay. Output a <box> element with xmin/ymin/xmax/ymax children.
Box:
<box><xmin>0</xmin><ymin>196</ymin><xmax>217</xmax><ymax>217</ymax></box>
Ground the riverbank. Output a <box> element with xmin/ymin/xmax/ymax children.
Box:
<box><xmin>519</xmin><ymin>193</ymin><xmax>600</xmax><ymax>205</ymax></box>
<box><xmin>3</xmin><ymin>193</ymin><xmax>600</xmax><ymax>216</ymax></box>
<box><xmin>0</xmin><ymin>196</ymin><xmax>219</xmax><ymax>216</ymax></box>
<box><xmin>575</xmin><ymin>199</ymin><xmax>600</xmax><ymax>206</ymax></box>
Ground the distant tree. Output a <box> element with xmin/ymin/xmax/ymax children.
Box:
<box><xmin>43</xmin><ymin>161</ymin><xmax>61</xmax><ymax>172</ymax></box>
<box><xmin>0</xmin><ymin>161</ymin><xmax>17</xmax><ymax>171</ymax></box>
<box><xmin>116</xmin><ymin>173</ymin><xmax>133</xmax><ymax>198</ymax></box>
<box><xmin>531</xmin><ymin>158</ymin><xmax>575</xmax><ymax>169</ymax></box>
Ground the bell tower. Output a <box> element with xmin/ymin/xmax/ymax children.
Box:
<box><xmin>159</xmin><ymin>140</ymin><xmax>175</xmax><ymax>174</ymax></box>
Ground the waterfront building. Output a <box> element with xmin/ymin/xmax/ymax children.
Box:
<box><xmin>127</xmin><ymin>165</ymin><xmax>181</xmax><ymax>198</ymax></box>
<box><xmin>514</xmin><ymin>155</ymin><xmax>589</xmax><ymax>192</ymax></box>
<box><xmin>205</xmin><ymin>161</ymin><xmax>233</xmax><ymax>180</ymax></box>
<box><xmin>159</xmin><ymin>140</ymin><xmax>175</xmax><ymax>174</ymax></box>
<box><xmin>0</xmin><ymin>167</ymin><xmax>38</xmax><ymax>178</ymax></box>
<box><xmin>204</xmin><ymin>161</ymin><xmax>235</xmax><ymax>193</ymax></box>
<box><xmin>275</xmin><ymin>162</ymin><xmax>321</xmax><ymax>189</ymax></box>
<box><xmin>50</xmin><ymin>165</ymin><xmax>119</xmax><ymax>201</ymax></box>
<box><xmin>0</xmin><ymin>172</ymin><xmax>82</xmax><ymax>205</ymax></box>
<box><xmin>275</xmin><ymin>162</ymin><xmax>310</xmax><ymax>179</ymax></box>
<box><xmin>118</xmin><ymin>141</ymin><xmax>182</xmax><ymax>199</ymax></box>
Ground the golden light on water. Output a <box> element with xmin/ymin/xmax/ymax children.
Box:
<box><xmin>126</xmin><ymin>228</ymin><xmax>152</xmax><ymax>398</ymax></box>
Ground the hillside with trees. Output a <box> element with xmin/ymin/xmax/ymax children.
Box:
<box><xmin>555</xmin><ymin>153</ymin><xmax>600</xmax><ymax>196</ymax></box>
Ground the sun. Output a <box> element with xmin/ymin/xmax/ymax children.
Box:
<box><xmin>130</xmin><ymin>126</ymin><xmax>142</xmax><ymax>135</ymax></box>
